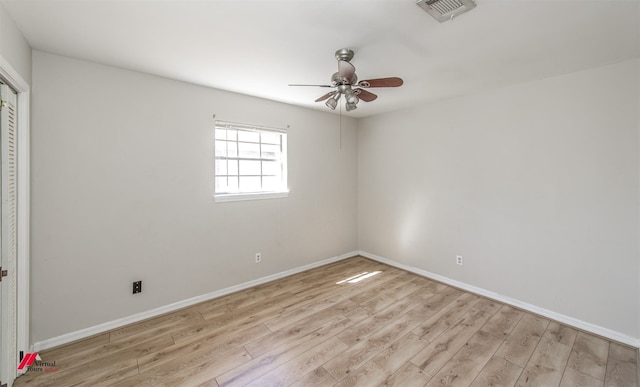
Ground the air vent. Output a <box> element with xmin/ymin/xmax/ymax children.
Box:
<box><xmin>416</xmin><ymin>0</ymin><xmax>476</xmax><ymax>22</ymax></box>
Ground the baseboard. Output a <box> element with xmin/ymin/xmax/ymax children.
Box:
<box><xmin>32</xmin><ymin>250</ymin><xmax>359</xmax><ymax>352</ymax></box>
<box><xmin>359</xmin><ymin>250</ymin><xmax>640</xmax><ymax>348</ymax></box>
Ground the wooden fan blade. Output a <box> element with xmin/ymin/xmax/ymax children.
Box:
<box><xmin>358</xmin><ymin>77</ymin><xmax>403</xmax><ymax>88</ymax></box>
<box><xmin>337</xmin><ymin>60</ymin><xmax>356</xmax><ymax>81</ymax></box>
<box><xmin>315</xmin><ymin>91</ymin><xmax>335</xmax><ymax>102</ymax></box>
<box><xmin>355</xmin><ymin>89</ymin><xmax>377</xmax><ymax>102</ymax></box>
<box><xmin>289</xmin><ymin>84</ymin><xmax>333</xmax><ymax>87</ymax></box>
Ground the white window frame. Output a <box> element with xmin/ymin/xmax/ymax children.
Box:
<box><xmin>214</xmin><ymin>120</ymin><xmax>288</xmax><ymax>202</ymax></box>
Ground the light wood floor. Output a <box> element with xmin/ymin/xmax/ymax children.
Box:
<box><xmin>15</xmin><ymin>256</ymin><xmax>638</xmax><ymax>386</ymax></box>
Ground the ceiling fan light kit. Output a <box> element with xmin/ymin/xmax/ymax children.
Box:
<box><xmin>345</xmin><ymin>88</ymin><xmax>359</xmax><ymax>104</ymax></box>
<box><xmin>289</xmin><ymin>48</ymin><xmax>403</xmax><ymax>112</ymax></box>
<box><xmin>326</xmin><ymin>92</ymin><xmax>340</xmax><ymax>110</ymax></box>
<box><xmin>416</xmin><ymin>0</ymin><xmax>476</xmax><ymax>22</ymax></box>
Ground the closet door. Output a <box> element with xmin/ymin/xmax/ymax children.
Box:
<box><xmin>0</xmin><ymin>83</ymin><xmax>18</xmax><ymax>387</ymax></box>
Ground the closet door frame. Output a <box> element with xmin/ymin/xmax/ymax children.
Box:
<box><xmin>0</xmin><ymin>54</ymin><xmax>30</xmax><ymax>386</ymax></box>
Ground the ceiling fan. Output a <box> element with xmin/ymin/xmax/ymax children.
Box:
<box><xmin>289</xmin><ymin>48</ymin><xmax>403</xmax><ymax>112</ymax></box>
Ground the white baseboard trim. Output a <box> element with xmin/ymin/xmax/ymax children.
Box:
<box><xmin>32</xmin><ymin>250</ymin><xmax>359</xmax><ymax>352</ymax></box>
<box><xmin>359</xmin><ymin>250</ymin><xmax>640</xmax><ymax>348</ymax></box>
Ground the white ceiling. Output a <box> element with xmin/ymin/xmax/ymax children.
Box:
<box><xmin>3</xmin><ymin>0</ymin><xmax>639</xmax><ymax>118</ymax></box>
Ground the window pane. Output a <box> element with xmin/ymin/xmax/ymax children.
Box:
<box><xmin>215</xmin><ymin>177</ymin><xmax>228</xmax><ymax>192</ymax></box>
<box><xmin>261</xmin><ymin>144</ymin><xmax>280</xmax><ymax>159</ymax></box>
<box><xmin>262</xmin><ymin>160</ymin><xmax>280</xmax><ymax>176</ymax></box>
<box><xmin>227</xmin><ymin>176</ymin><xmax>239</xmax><ymax>193</ymax></box>
<box><xmin>228</xmin><ymin>142</ymin><xmax>238</xmax><ymax>158</ymax></box>
<box><xmin>215</xmin><ymin>123</ymin><xmax>287</xmax><ymax>196</ymax></box>
<box><xmin>215</xmin><ymin>140</ymin><xmax>227</xmax><ymax>157</ymax></box>
<box><xmin>215</xmin><ymin>159</ymin><xmax>227</xmax><ymax>175</ymax></box>
<box><xmin>262</xmin><ymin>176</ymin><xmax>282</xmax><ymax>191</ymax></box>
<box><xmin>215</xmin><ymin>128</ymin><xmax>226</xmax><ymax>140</ymax></box>
<box><xmin>261</xmin><ymin>132</ymin><xmax>281</xmax><ymax>144</ymax></box>
<box><xmin>238</xmin><ymin>130</ymin><xmax>260</xmax><ymax>143</ymax></box>
<box><xmin>228</xmin><ymin>159</ymin><xmax>238</xmax><ymax>175</ymax></box>
<box><xmin>238</xmin><ymin>142</ymin><xmax>260</xmax><ymax>159</ymax></box>
<box><xmin>239</xmin><ymin>176</ymin><xmax>261</xmax><ymax>192</ymax></box>
<box><xmin>239</xmin><ymin>160</ymin><xmax>261</xmax><ymax>175</ymax></box>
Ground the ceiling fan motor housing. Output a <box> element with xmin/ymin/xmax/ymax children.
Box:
<box><xmin>331</xmin><ymin>71</ymin><xmax>357</xmax><ymax>86</ymax></box>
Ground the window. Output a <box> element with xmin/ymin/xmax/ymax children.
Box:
<box><xmin>214</xmin><ymin>120</ymin><xmax>288</xmax><ymax>201</ymax></box>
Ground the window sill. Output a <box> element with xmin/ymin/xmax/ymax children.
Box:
<box><xmin>214</xmin><ymin>191</ymin><xmax>289</xmax><ymax>203</ymax></box>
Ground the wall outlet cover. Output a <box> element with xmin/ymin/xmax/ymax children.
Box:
<box><xmin>133</xmin><ymin>281</ymin><xmax>142</xmax><ymax>294</ymax></box>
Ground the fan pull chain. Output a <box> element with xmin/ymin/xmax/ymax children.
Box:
<box><xmin>339</xmin><ymin>102</ymin><xmax>343</xmax><ymax>150</ymax></box>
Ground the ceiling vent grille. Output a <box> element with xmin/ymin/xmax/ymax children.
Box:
<box><xmin>416</xmin><ymin>0</ymin><xmax>476</xmax><ymax>22</ymax></box>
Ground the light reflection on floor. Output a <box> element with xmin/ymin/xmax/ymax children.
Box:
<box><xmin>336</xmin><ymin>270</ymin><xmax>382</xmax><ymax>284</ymax></box>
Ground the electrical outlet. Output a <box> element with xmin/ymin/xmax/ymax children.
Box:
<box><xmin>456</xmin><ymin>255</ymin><xmax>463</xmax><ymax>266</ymax></box>
<box><xmin>133</xmin><ymin>280</ymin><xmax>142</xmax><ymax>294</ymax></box>
<box><xmin>255</xmin><ymin>253</ymin><xmax>262</xmax><ymax>263</ymax></box>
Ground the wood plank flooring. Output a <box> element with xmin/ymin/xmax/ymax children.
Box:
<box><xmin>14</xmin><ymin>256</ymin><xmax>638</xmax><ymax>386</ymax></box>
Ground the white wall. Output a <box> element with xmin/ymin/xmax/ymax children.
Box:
<box><xmin>28</xmin><ymin>50</ymin><xmax>640</xmax><ymax>344</ymax></box>
<box><xmin>0</xmin><ymin>2</ymin><xmax>30</xmax><ymax>85</ymax></box>
<box><xmin>359</xmin><ymin>60</ymin><xmax>640</xmax><ymax>340</ymax></box>
<box><xmin>30</xmin><ymin>51</ymin><xmax>358</xmax><ymax>343</ymax></box>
